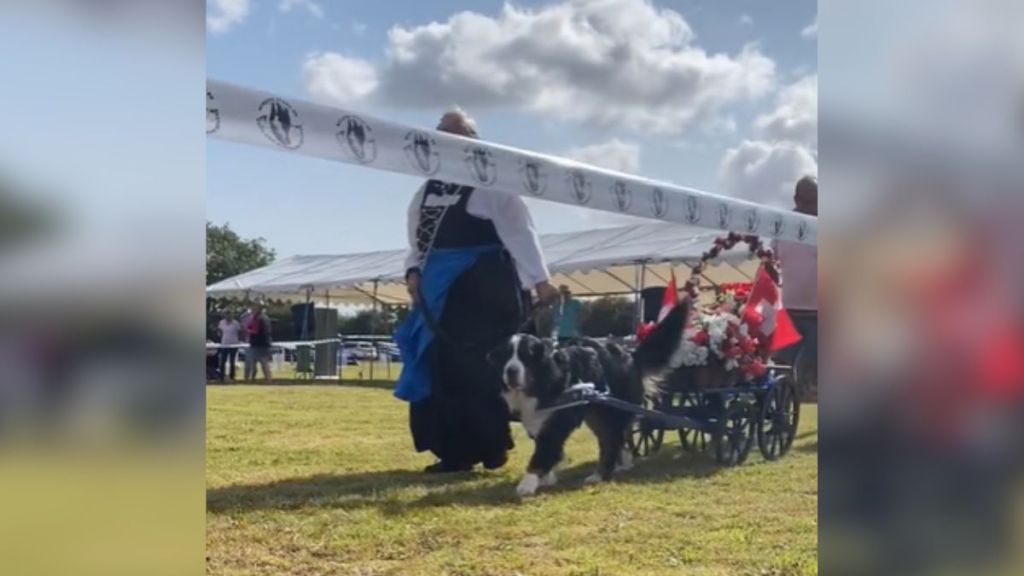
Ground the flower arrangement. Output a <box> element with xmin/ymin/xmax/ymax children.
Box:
<box><xmin>645</xmin><ymin>232</ymin><xmax>781</xmax><ymax>382</ymax></box>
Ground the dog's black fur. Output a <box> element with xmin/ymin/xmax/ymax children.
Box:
<box><xmin>489</xmin><ymin>301</ymin><xmax>691</xmax><ymax>496</ymax></box>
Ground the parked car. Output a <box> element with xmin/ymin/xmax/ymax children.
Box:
<box><xmin>341</xmin><ymin>341</ymin><xmax>378</xmax><ymax>360</ymax></box>
<box><xmin>377</xmin><ymin>342</ymin><xmax>401</xmax><ymax>361</ymax></box>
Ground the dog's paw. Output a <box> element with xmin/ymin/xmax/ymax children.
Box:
<box><xmin>516</xmin><ymin>473</ymin><xmax>541</xmax><ymax>498</ymax></box>
<box><xmin>540</xmin><ymin>471</ymin><xmax>557</xmax><ymax>487</ymax></box>
<box><xmin>583</xmin><ymin>472</ymin><xmax>604</xmax><ymax>485</ymax></box>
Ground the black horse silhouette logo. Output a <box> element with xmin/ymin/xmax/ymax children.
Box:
<box><xmin>403</xmin><ymin>130</ymin><xmax>440</xmax><ymax>175</ymax></box>
<box><xmin>206</xmin><ymin>91</ymin><xmax>220</xmax><ymax>134</ymax></box>
<box><xmin>744</xmin><ymin>208</ymin><xmax>760</xmax><ymax>234</ymax></box>
<box><xmin>772</xmin><ymin>214</ymin><xmax>787</xmax><ymax>237</ymax></box>
<box><xmin>797</xmin><ymin>220</ymin><xmax>809</xmax><ymax>241</ymax></box>
<box><xmin>520</xmin><ymin>160</ymin><xmax>547</xmax><ymax>196</ymax></box>
<box><xmin>685</xmin><ymin>195</ymin><xmax>701</xmax><ymax>224</ymax></box>
<box><xmin>650</xmin><ymin>187</ymin><xmax>668</xmax><ymax>217</ymax></box>
<box><xmin>717</xmin><ymin>202</ymin><xmax>732</xmax><ymax>229</ymax></box>
<box><xmin>569</xmin><ymin>170</ymin><xmax>592</xmax><ymax>205</ymax></box>
<box><xmin>336</xmin><ymin>115</ymin><xmax>376</xmax><ymax>163</ymax></box>
<box><xmin>465</xmin><ymin>146</ymin><xmax>497</xmax><ymax>185</ymax></box>
<box><xmin>611</xmin><ymin>181</ymin><xmax>632</xmax><ymax>212</ymax></box>
<box><xmin>257</xmin><ymin>98</ymin><xmax>303</xmax><ymax>149</ymax></box>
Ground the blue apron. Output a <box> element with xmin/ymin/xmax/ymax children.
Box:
<box><xmin>394</xmin><ymin>245</ymin><xmax>501</xmax><ymax>402</ymax></box>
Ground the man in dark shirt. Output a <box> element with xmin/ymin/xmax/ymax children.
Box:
<box><xmin>246</xmin><ymin>302</ymin><xmax>273</xmax><ymax>384</ymax></box>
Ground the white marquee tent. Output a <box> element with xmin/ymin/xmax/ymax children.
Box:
<box><xmin>206</xmin><ymin>222</ymin><xmax>763</xmax><ymax>306</ymax></box>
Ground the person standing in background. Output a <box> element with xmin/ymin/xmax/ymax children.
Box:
<box><xmin>773</xmin><ymin>176</ymin><xmax>818</xmax><ymax>396</ymax></box>
<box><xmin>552</xmin><ymin>285</ymin><xmax>583</xmax><ymax>344</ymax></box>
<box><xmin>240</xmin><ymin>307</ymin><xmax>255</xmax><ymax>381</ymax></box>
<box><xmin>216</xmin><ymin>311</ymin><xmax>242</xmax><ymax>383</ymax></box>
<box><xmin>246</xmin><ymin>303</ymin><xmax>273</xmax><ymax>384</ymax></box>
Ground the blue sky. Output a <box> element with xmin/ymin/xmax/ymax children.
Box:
<box><xmin>208</xmin><ymin>0</ymin><xmax>817</xmax><ymax>258</ymax></box>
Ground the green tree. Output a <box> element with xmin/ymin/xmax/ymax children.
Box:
<box><xmin>206</xmin><ymin>221</ymin><xmax>276</xmax><ymax>285</ymax></box>
<box><xmin>580</xmin><ymin>297</ymin><xmax>635</xmax><ymax>337</ymax></box>
<box><xmin>340</xmin><ymin>309</ymin><xmax>396</xmax><ymax>335</ymax></box>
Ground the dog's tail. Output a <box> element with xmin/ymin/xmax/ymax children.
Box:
<box><xmin>632</xmin><ymin>299</ymin><xmax>692</xmax><ymax>399</ymax></box>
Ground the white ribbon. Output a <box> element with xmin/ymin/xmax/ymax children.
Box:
<box><xmin>207</xmin><ymin>79</ymin><xmax>817</xmax><ymax>245</ymax></box>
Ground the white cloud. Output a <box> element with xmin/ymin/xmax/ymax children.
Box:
<box><xmin>801</xmin><ymin>16</ymin><xmax>817</xmax><ymax>39</ymax></box>
<box><xmin>279</xmin><ymin>0</ymin><xmax>324</xmax><ymax>19</ymax></box>
<box><xmin>304</xmin><ymin>53</ymin><xmax>379</xmax><ymax>103</ymax></box>
<box><xmin>717</xmin><ymin>75</ymin><xmax>817</xmax><ymax>206</ymax></box>
<box><xmin>208</xmin><ymin>0</ymin><xmax>250</xmax><ymax>34</ymax></box>
<box><xmin>303</xmin><ymin>0</ymin><xmax>775</xmax><ymax>134</ymax></box>
<box><xmin>753</xmin><ymin>74</ymin><xmax>817</xmax><ymax>147</ymax></box>
<box><xmin>717</xmin><ymin>140</ymin><xmax>817</xmax><ymax>207</ymax></box>
<box><xmin>739</xmin><ymin>14</ymin><xmax>754</xmax><ymax>26</ymax></box>
<box><xmin>565</xmin><ymin>139</ymin><xmax>641</xmax><ymax>174</ymax></box>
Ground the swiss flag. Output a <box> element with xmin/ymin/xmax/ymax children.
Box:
<box><xmin>742</xmin><ymin>265</ymin><xmax>802</xmax><ymax>353</ymax></box>
<box><xmin>636</xmin><ymin>271</ymin><xmax>680</xmax><ymax>343</ymax></box>
<box><xmin>657</xmin><ymin>270</ymin><xmax>680</xmax><ymax>322</ymax></box>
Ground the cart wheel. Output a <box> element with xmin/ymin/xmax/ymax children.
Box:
<box><xmin>627</xmin><ymin>418</ymin><xmax>665</xmax><ymax>458</ymax></box>
<box><xmin>757</xmin><ymin>375</ymin><xmax>800</xmax><ymax>460</ymax></box>
<box><xmin>675</xmin><ymin>393</ymin><xmax>712</xmax><ymax>453</ymax></box>
<box><xmin>714</xmin><ymin>399</ymin><xmax>755</xmax><ymax>466</ymax></box>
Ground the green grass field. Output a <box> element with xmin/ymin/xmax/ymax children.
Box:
<box><xmin>207</xmin><ymin>385</ymin><xmax>818</xmax><ymax>576</ymax></box>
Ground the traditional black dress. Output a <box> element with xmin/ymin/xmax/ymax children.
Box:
<box><xmin>395</xmin><ymin>179</ymin><xmax>546</xmax><ymax>469</ymax></box>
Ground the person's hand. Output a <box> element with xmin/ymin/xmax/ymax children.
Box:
<box><xmin>535</xmin><ymin>281</ymin><xmax>559</xmax><ymax>307</ymax></box>
<box><xmin>406</xmin><ymin>270</ymin><xmax>422</xmax><ymax>307</ymax></box>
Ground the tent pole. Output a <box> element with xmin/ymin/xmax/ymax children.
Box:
<box><xmin>370</xmin><ymin>279</ymin><xmax>379</xmax><ymax>383</ymax></box>
<box><xmin>633</xmin><ymin>262</ymin><xmax>642</xmax><ymax>332</ymax></box>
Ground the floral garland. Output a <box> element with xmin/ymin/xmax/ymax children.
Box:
<box><xmin>657</xmin><ymin>232</ymin><xmax>781</xmax><ymax>382</ymax></box>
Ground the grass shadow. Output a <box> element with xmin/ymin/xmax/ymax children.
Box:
<box><xmin>208</xmin><ymin>447</ymin><xmax>725</xmax><ymax>516</ymax></box>
<box><xmin>797</xmin><ymin>440</ymin><xmax>818</xmax><ymax>454</ymax></box>
<box><xmin>208</xmin><ymin>468</ymin><xmax>480</xmax><ymax>514</ymax></box>
<box><xmin>207</xmin><ymin>379</ymin><xmax>397</xmax><ymax>390</ymax></box>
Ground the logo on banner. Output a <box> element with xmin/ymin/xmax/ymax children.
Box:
<box><xmin>336</xmin><ymin>115</ymin><xmax>377</xmax><ymax>163</ymax></box>
<box><xmin>717</xmin><ymin>202</ymin><xmax>732</xmax><ymax>229</ymax></box>
<box><xmin>611</xmin><ymin>181</ymin><xmax>632</xmax><ymax>212</ymax></box>
<box><xmin>771</xmin><ymin>213</ymin><xmax>787</xmax><ymax>237</ymax></box>
<box><xmin>684</xmin><ymin>195</ymin><xmax>702</xmax><ymax>224</ymax></box>
<box><xmin>519</xmin><ymin>160</ymin><xmax>547</xmax><ymax>196</ymax></box>
<box><xmin>257</xmin><ymin>98</ymin><xmax>304</xmax><ymax>149</ymax></box>
<box><xmin>568</xmin><ymin>170</ymin><xmax>592</xmax><ymax>205</ymax></box>
<box><xmin>404</xmin><ymin>130</ymin><xmax>440</xmax><ymax>175</ymax></box>
<box><xmin>650</xmin><ymin>187</ymin><xmax>669</xmax><ymax>218</ymax></box>
<box><xmin>206</xmin><ymin>91</ymin><xmax>220</xmax><ymax>134</ymax></box>
<box><xmin>744</xmin><ymin>207</ymin><xmax>760</xmax><ymax>234</ymax></box>
<box><xmin>797</xmin><ymin>220</ymin><xmax>809</xmax><ymax>241</ymax></box>
<box><xmin>465</xmin><ymin>145</ymin><xmax>497</xmax><ymax>185</ymax></box>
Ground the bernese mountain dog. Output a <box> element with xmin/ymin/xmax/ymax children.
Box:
<box><xmin>489</xmin><ymin>300</ymin><xmax>691</xmax><ymax>497</ymax></box>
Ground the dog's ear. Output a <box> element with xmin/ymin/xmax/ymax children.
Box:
<box><xmin>528</xmin><ymin>336</ymin><xmax>547</xmax><ymax>360</ymax></box>
<box><xmin>551</xmin><ymin>349</ymin><xmax>570</xmax><ymax>372</ymax></box>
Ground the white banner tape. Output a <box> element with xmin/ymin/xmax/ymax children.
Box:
<box><xmin>207</xmin><ymin>79</ymin><xmax>817</xmax><ymax>245</ymax></box>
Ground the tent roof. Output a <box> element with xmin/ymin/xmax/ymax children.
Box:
<box><xmin>206</xmin><ymin>223</ymin><xmax>761</xmax><ymax>305</ymax></box>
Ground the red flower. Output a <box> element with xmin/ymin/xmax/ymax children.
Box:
<box><xmin>691</xmin><ymin>330</ymin><xmax>709</xmax><ymax>346</ymax></box>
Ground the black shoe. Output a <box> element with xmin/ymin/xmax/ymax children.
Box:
<box><xmin>483</xmin><ymin>452</ymin><xmax>508</xmax><ymax>470</ymax></box>
<box><xmin>423</xmin><ymin>461</ymin><xmax>473</xmax><ymax>474</ymax></box>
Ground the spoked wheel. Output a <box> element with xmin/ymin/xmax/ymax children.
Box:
<box><xmin>714</xmin><ymin>399</ymin><xmax>756</xmax><ymax>466</ymax></box>
<box><xmin>628</xmin><ymin>417</ymin><xmax>665</xmax><ymax>458</ymax></box>
<box><xmin>675</xmin><ymin>392</ymin><xmax>712</xmax><ymax>453</ymax></box>
<box><xmin>757</xmin><ymin>375</ymin><xmax>800</xmax><ymax>460</ymax></box>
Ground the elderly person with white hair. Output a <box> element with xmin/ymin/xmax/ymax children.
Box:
<box><xmin>394</xmin><ymin>109</ymin><xmax>558</xmax><ymax>473</ymax></box>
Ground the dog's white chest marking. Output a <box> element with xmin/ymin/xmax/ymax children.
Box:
<box><xmin>502</xmin><ymin>389</ymin><xmax>548</xmax><ymax>438</ymax></box>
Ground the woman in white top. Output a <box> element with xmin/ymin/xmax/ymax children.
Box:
<box><xmin>394</xmin><ymin>109</ymin><xmax>558</xmax><ymax>473</ymax></box>
<box><xmin>217</xmin><ymin>312</ymin><xmax>242</xmax><ymax>382</ymax></box>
